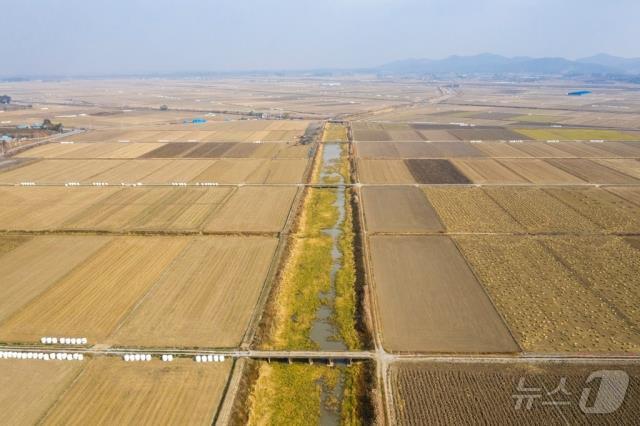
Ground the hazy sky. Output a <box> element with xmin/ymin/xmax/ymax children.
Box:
<box><xmin>2</xmin><ymin>0</ymin><xmax>639</xmax><ymax>76</ymax></box>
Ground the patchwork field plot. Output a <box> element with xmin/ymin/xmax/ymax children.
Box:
<box><xmin>476</xmin><ymin>141</ymin><xmax>534</xmax><ymax>158</ymax></box>
<box><xmin>607</xmin><ymin>186</ymin><xmax>640</xmax><ymax>205</ymax></box>
<box><xmin>110</xmin><ymin>236</ymin><xmax>277</xmax><ymax>348</ymax></box>
<box><xmin>547</xmin><ymin>159</ymin><xmax>638</xmax><ymax>184</ymax></box>
<box><xmin>369</xmin><ymin>236</ymin><xmax>519</xmax><ymax>353</ymax></box>
<box><xmin>0</xmin><ymin>187</ymin><xmax>121</xmax><ymax>230</ymax></box>
<box><xmin>356</xmin><ymin>142</ymin><xmax>401</xmax><ymax>158</ymax></box>
<box><xmin>452</xmin><ymin>159</ymin><xmax>529</xmax><ymax>184</ymax></box>
<box><xmin>544</xmin><ymin>237</ymin><xmax>640</xmax><ymax>329</ymax></box>
<box><xmin>483</xmin><ymin>187</ymin><xmax>600</xmax><ymax>233</ymax></box>
<box><xmin>404</xmin><ymin>159</ymin><xmax>471</xmax><ymax>184</ymax></box>
<box><xmin>0</xmin><ymin>156</ymin><xmax>308</xmax><ymax>184</ymax></box>
<box><xmin>515</xmin><ymin>128</ymin><xmax>637</xmax><ymax>141</ymax></box>
<box><xmin>598</xmin><ymin>153</ymin><xmax>640</xmax><ymax>174</ymax></box>
<box><xmin>0</xmin><ymin>359</ymin><xmax>85</xmax><ymax>425</ymax></box>
<box><xmin>543</xmin><ymin>187</ymin><xmax>640</xmax><ymax>232</ymax></box>
<box><xmin>202</xmin><ymin>186</ymin><xmax>298</xmax><ymax>233</ymax></box>
<box><xmin>424</xmin><ymin>186</ymin><xmax>640</xmax><ymax>233</ymax></box>
<box><xmin>0</xmin><ymin>236</ymin><xmax>111</xmax><ymax>322</ymax></box>
<box><xmin>390</xmin><ymin>362</ymin><xmax>640</xmax><ymax>426</ymax></box>
<box><xmin>139</xmin><ymin>142</ymin><xmax>296</xmax><ymax>159</ymax></box>
<box><xmin>18</xmin><ymin>142</ymin><xmax>168</xmax><ymax>159</ymax></box>
<box><xmin>0</xmin><ymin>159</ymin><xmax>126</xmax><ymax>183</ymax></box>
<box><xmin>509</xmin><ymin>141</ymin><xmax>573</xmax><ymax>158</ymax></box>
<box><xmin>455</xmin><ymin>235</ymin><xmax>640</xmax><ymax>352</ymax></box>
<box><xmin>0</xmin><ymin>186</ymin><xmax>297</xmax><ymax>233</ymax></box>
<box><xmin>353</xmin><ymin>129</ymin><xmax>391</xmax><ymax>141</ymax></box>
<box><xmin>357</xmin><ymin>159</ymin><xmax>414</xmax><ymax>184</ymax></box>
<box><xmin>596</xmin><ymin>141</ymin><xmax>640</xmax><ymax>158</ymax></box>
<box><xmin>362</xmin><ymin>186</ymin><xmax>443</xmax><ymax>233</ymax></box>
<box><xmin>496</xmin><ymin>159</ymin><xmax>585</xmax><ymax>184</ymax></box>
<box><xmin>413</xmin><ymin>129</ymin><xmax>456</xmax><ymax>141</ymax></box>
<box><xmin>423</xmin><ymin>187</ymin><xmax>523</xmax><ymax>233</ymax></box>
<box><xmin>0</xmin><ymin>237</ymin><xmax>189</xmax><ymax>343</ymax></box>
<box><xmin>552</xmin><ymin>141</ymin><xmax>618</xmax><ymax>158</ymax></box>
<box><xmin>0</xmin><ymin>236</ymin><xmax>278</xmax><ymax>347</ymax></box>
<box><xmin>63</xmin><ymin>121</ymin><xmax>310</xmax><ymax>143</ymax></box>
<box><xmin>394</xmin><ymin>142</ymin><xmax>484</xmax><ymax>158</ymax></box>
<box><xmin>62</xmin><ymin>187</ymin><xmax>234</xmax><ymax>232</ymax></box>
<box><xmin>41</xmin><ymin>358</ymin><xmax>230</xmax><ymax>425</ymax></box>
<box><xmin>446</xmin><ymin>127</ymin><xmax>529</xmax><ymax>141</ymax></box>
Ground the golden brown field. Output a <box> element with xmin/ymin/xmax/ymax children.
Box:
<box><xmin>41</xmin><ymin>358</ymin><xmax>231</xmax><ymax>425</ymax></box>
<box><xmin>455</xmin><ymin>235</ymin><xmax>640</xmax><ymax>352</ymax></box>
<box><xmin>0</xmin><ymin>359</ymin><xmax>85</xmax><ymax>425</ymax></box>
<box><xmin>109</xmin><ymin>236</ymin><xmax>278</xmax><ymax>347</ymax></box>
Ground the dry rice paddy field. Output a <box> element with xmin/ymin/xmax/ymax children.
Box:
<box><xmin>2</xmin><ymin>157</ymin><xmax>309</xmax><ymax>184</ymax></box>
<box><xmin>390</xmin><ymin>362</ymin><xmax>640</xmax><ymax>425</ymax></box>
<box><xmin>0</xmin><ymin>357</ymin><xmax>231</xmax><ymax>425</ymax></box>
<box><xmin>0</xmin><ymin>186</ymin><xmax>297</xmax><ymax>233</ymax></box>
<box><xmin>0</xmin><ymin>235</ymin><xmax>277</xmax><ymax>347</ymax></box>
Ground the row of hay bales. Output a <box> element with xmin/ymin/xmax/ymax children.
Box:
<box><xmin>195</xmin><ymin>354</ymin><xmax>225</xmax><ymax>363</ymax></box>
<box><xmin>1</xmin><ymin>351</ymin><xmax>83</xmax><ymax>361</ymax></box>
<box><xmin>41</xmin><ymin>336</ymin><xmax>88</xmax><ymax>345</ymax></box>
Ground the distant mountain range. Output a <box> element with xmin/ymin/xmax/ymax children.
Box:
<box><xmin>379</xmin><ymin>53</ymin><xmax>640</xmax><ymax>75</ymax></box>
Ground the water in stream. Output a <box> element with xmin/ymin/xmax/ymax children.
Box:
<box><xmin>312</xmin><ymin>143</ymin><xmax>348</xmax><ymax>425</ymax></box>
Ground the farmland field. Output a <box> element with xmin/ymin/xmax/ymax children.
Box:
<box><xmin>0</xmin><ymin>236</ymin><xmax>111</xmax><ymax>322</ymax></box>
<box><xmin>357</xmin><ymin>159</ymin><xmax>414</xmax><ymax>183</ymax></box>
<box><xmin>41</xmin><ymin>358</ymin><xmax>230</xmax><ymax>425</ymax></box>
<box><xmin>455</xmin><ymin>235</ymin><xmax>640</xmax><ymax>352</ymax></box>
<box><xmin>0</xmin><ymin>186</ymin><xmax>297</xmax><ymax>233</ymax></box>
<box><xmin>0</xmin><ymin>237</ymin><xmax>190</xmax><ymax>343</ymax></box>
<box><xmin>496</xmin><ymin>159</ymin><xmax>585</xmax><ymax>183</ymax></box>
<box><xmin>390</xmin><ymin>362</ymin><xmax>640</xmax><ymax>426</ymax></box>
<box><xmin>451</xmin><ymin>159</ymin><xmax>529</xmax><ymax>184</ymax></box>
<box><xmin>369</xmin><ymin>236</ymin><xmax>519</xmax><ymax>352</ymax></box>
<box><xmin>515</xmin><ymin>128</ymin><xmax>637</xmax><ymax>141</ymax></box>
<box><xmin>0</xmin><ymin>236</ymin><xmax>279</xmax><ymax>347</ymax></box>
<box><xmin>483</xmin><ymin>187</ymin><xmax>600</xmax><ymax>233</ymax></box>
<box><xmin>362</xmin><ymin>186</ymin><xmax>443</xmax><ymax>233</ymax></box>
<box><xmin>0</xmin><ymin>359</ymin><xmax>86</xmax><ymax>425</ymax></box>
<box><xmin>423</xmin><ymin>187</ymin><xmax>523</xmax><ymax>233</ymax></box>
<box><xmin>109</xmin><ymin>236</ymin><xmax>277</xmax><ymax>348</ymax></box>
<box><xmin>404</xmin><ymin>159</ymin><xmax>471</xmax><ymax>184</ymax></box>
<box><xmin>202</xmin><ymin>186</ymin><xmax>298</xmax><ymax>233</ymax></box>
<box><xmin>546</xmin><ymin>159</ymin><xmax>638</xmax><ymax>184</ymax></box>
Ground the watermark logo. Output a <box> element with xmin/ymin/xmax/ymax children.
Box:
<box><xmin>512</xmin><ymin>369</ymin><xmax>629</xmax><ymax>415</ymax></box>
<box><xmin>579</xmin><ymin>370</ymin><xmax>629</xmax><ymax>414</ymax></box>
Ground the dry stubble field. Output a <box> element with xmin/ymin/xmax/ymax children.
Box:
<box><xmin>455</xmin><ymin>235</ymin><xmax>640</xmax><ymax>352</ymax></box>
<box><xmin>390</xmin><ymin>362</ymin><xmax>640</xmax><ymax>425</ymax></box>
<box><xmin>0</xmin><ymin>186</ymin><xmax>297</xmax><ymax>233</ymax></box>
<box><xmin>41</xmin><ymin>358</ymin><xmax>230</xmax><ymax>425</ymax></box>
<box><xmin>0</xmin><ymin>235</ymin><xmax>278</xmax><ymax>347</ymax></box>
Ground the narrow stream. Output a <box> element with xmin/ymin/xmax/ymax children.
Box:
<box><xmin>310</xmin><ymin>143</ymin><xmax>347</xmax><ymax>351</ymax></box>
<box><xmin>312</xmin><ymin>143</ymin><xmax>347</xmax><ymax>426</ymax></box>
